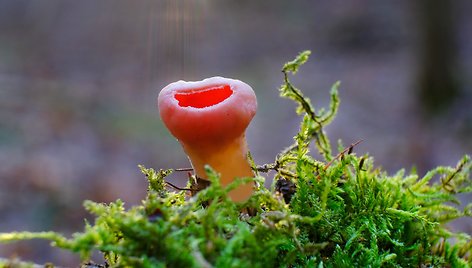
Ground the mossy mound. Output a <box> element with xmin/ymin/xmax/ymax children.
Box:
<box><xmin>1</xmin><ymin>51</ymin><xmax>471</xmax><ymax>268</ymax></box>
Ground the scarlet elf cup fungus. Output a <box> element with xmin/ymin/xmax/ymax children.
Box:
<box><xmin>158</xmin><ymin>77</ymin><xmax>257</xmax><ymax>201</ymax></box>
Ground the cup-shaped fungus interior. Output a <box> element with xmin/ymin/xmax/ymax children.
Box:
<box><xmin>174</xmin><ymin>85</ymin><xmax>233</xmax><ymax>108</ymax></box>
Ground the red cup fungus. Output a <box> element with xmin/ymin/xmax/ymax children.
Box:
<box><xmin>158</xmin><ymin>77</ymin><xmax>257</xmax><ymax>201</ymax></box>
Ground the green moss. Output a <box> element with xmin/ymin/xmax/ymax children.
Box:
<box><xmin>1</xmin><ymin>51</ymin><xmax>471</xmax><ymax>267</ymax></box>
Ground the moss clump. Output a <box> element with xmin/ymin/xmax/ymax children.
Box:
<box><xmin>1</xmin><ymin>51</ymin><xmax>471</xmax><ymax>267</ymax></box>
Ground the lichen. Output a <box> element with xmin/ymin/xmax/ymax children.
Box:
<box><xmin>1</xmin><ymin>51</ymin><xmax>471</xmax><ymax>267</ymax></box>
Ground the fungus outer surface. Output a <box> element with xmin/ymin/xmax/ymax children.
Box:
<box><xmin>174</xmin><ymin>85</ymin><xmax>233</xmax><ymax>108</ymax></box>
<box><xmin>158</xmin><ymin>77</ymin><xmax>257</xmax><ymax>144</ymax></box>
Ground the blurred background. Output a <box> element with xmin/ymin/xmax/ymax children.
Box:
<box><xmin>1</xmin><ymin>0</ymin><xmax>471</xmax><ymax>265</ymax></box>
